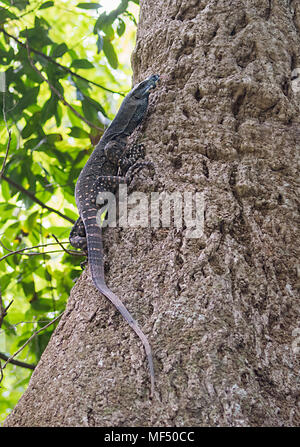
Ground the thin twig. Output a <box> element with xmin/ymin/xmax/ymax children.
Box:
<box><xmin>0</xmin><ymin>174</ymin><xmax>75</xmax><ymax>223</ymax></box>
<box><xmin>0</xmin><ymin>249</ymin><xmax>50</xmax><ymax>261</ymax></box>
<box><xmin>0</xmin><ymin>240</ymin><xmax>72</xmax><ymax>262</ymax></box>
<box><xmin>0</xmin><ymin>290</ymin><xmax>13</xmax><ymax>383</ymax></box>
<box><xmin>0</xmin><ymin>288</ymin><xmax>13</xmax><ymax>329</ymax></box>
<box><xmin>0</xmin><ymin>238</ymin><xmax>71</xmax><ymax>252</ymax></box>
<box><xmin>0</xmin><ymin>239</ymin><xmax>14</xmax><ymax>253</ymax></box>
<box><xmin>0</xmin><ymin>89</ymin><xmax>12</xmax><ymax>179</ymax></box>
<box><xmin>4</xmin><ymin>300</ymin><xmax>13</xmax><ymax>314</ymax></box>
<box><xmin>26</xmin><ymin>39</ymin><xmax>103</xmax><ymax>131</ymax></box>
<box><xmin>0</xmin><ymin>27</ymin><xmax>125</xmax><ymax>96</ymax></box>
<box><xmin>51</xmin><ymin>233</ymin><xmax>84</xmax><ymax>256</ymax></box>
<box><xmin>0</xmin><ymin>312</ymin><xmax>63</xmax><ymax>372</ymax></box>
<box><xmin>0</xmin><ymin>238</ymin><xmax>41</xmax><ymax>259</ymax></box>
<box><xmin>0</xmin><ymin>352</ymin><xmax>35</xmax><ymax>370</ymax></box>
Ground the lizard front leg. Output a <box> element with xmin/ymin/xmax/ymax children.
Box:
<box><xmin>69</xmin><ymin>216</ymin><xmax>87</xmax><ymax>251</ymax></box>
<box><xmin>118</xmin><ymin>143</ymin><xmax>146</xmax><ymax>175</ymax></box>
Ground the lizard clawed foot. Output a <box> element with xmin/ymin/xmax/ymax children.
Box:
<box><xmin>119</xmin><ymin>143</ymin><xmax>146</xmax><ymax>174</ymax></box>
<box><xmin>126</xmin><ymin>161</ymin><xmax>155</xmax><ymax>184</ymax></box>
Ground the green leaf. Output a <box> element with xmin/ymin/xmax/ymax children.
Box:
<box><xmin>35</xmin><ymin>16</ymin><xmax>50</xmax><ymax>30</ymax></box>
<box><xmin>20</xmin><ymin>27</ymin><xmax>53</xmax><ymax>48</ymax></box>
<box><xmin>1</xmin><ymin>318</ymin><xmax>17</xmax><ymax>335</ymax></box>
<box><xmin>23</xmin><ymin>211</ymin><xmax>39</xmax><ymax>233</ymax></box>
<box><xmin>117</xmin><ymin>18</ymin><xmax>126</xmax><ymax>37</ymax></box>
<box><xmin>82</xmin><ymin>97</ymin><xmax>98</xmax><ymax>123</ymax></box>
<box><xmin>51</xmin><ymin>167</ymin><xmax>68</xmax><ymax>185</ymax></box>
<box><xmin>83</xmin><ymin>95</ymin><xmax>107</xmax><ymax>117</ymax></box>
<box><xmin>35</xmin><ymin>331</ymin><xmax>52</xmax><ymax>355</ymax></box>
<box><xmin>20</xmin><ymin>59</ymin><xmax>43</xmax><ymax>84</ymax></box>
<box><xmin>50</xmin><ymin>43</ymin><xmax>68</xmax><ymax>58</ymax></box>
<box><xmin>31</xmin><ymin>299</ymin><xmax>53</xmax><ymax>311</ymax></box>
<box><xmin>24</xmin><ymin>137</ymin><xmax>42</xmax><ymax>151</ymax></box>
<box><xmin>6</xmin><ymin>0</ymin><xmax>29</xmax><ymax>10</ymax></box>
<box><xmin>39</xmin><ymin>1</ymin><xmax>54</xmax><ymax>9</ymax></box>
<box><xmin>63</xmin><ymin>208</ymin><xmax>78</xmax><ymax>221</ymax></box>
<box><xmin>55</xmin><ymin>103</ymin><xmax>62</xmax><ymax>127</ymax></box>
<box><xmin>21</xmin><ymin>121</ymin><xmax>36</xmax><ymax>139</ymax></box>
<box><xmin>102</xmin><ymin>24</ymin><xmax>114</xmax><ymax>39</ymax></box>
<box><xmin>71</xmin><ymin>59</ymin><xmax>94</xmax><ymax>69</ymax></box>
<box><xmin>77</xmin><ymin>2</ymin><xmax>101</xmax><ymax>9</ymax></box>
<box><xmin>35</xmin><ymin>175</ymin><xmax>54</xmax><ymax>193</ymax></box>
<box><xmin>46</xmin><ymin>134</ymin><xmax>63</xmax><ymax>144</ymax></box>
<box><xmin>46</xmin><ymin>225</ymin><xmax>69</xmax><ymax>238</ymax></box>
<box><xmin>41</xmin><ymin>95</ymin><xmax>58</xmax><ymax>123</ymax></box>
<box><xmin>13</xmin><ymin>87</ymin><xmax>40</xmax><ymax>115</ymax></box>
<box><xmin>94</xmin><ymin>12</ymin><xmax>108</xmax><ymax>32</ymax></box>
<box><xmin>0</xmin><ymin>204</ymin><xmax>18</xmax><ymax>221</ymax></box>
<box><xmin>68</xmin><ymin>127</ymin><xmax>89</xmax><ymax>139</ymax></box>
<box><xmin>72</xmin><ymin>77</ymin><xmax>91</xmax><ymax>94</ymax></box>
<box><xmin>0</xmin><ymin>7</ymin><xmax>18</xmax><ymax>22</ymax></box>
<box><xmin>22</xmin><ymin>278</ymin><xmax>35</xmax><ymax>296</ymax></box>
<box><xmin>0</xmin><ymin>47</ymin><xmax>15</xmax><ymax>66</ymax></box>
<box><xmin>103</xmin><ymin>37</ymin><xmax>118</xmax><ymax>69</ymax></box>
<box><xmin>1</xmin><ymin>178</ymin><xmax>11</xmax><ymax>201</ymax></box>
<box><xmin>0</xmin><ymin>274</ymin><xmax>14</xmax><ymax>293</ymax></box>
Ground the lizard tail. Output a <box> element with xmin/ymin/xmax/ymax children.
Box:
<box><xmin>84</xmin><ymin>216</ymin><xmax>155</xmax><ymax>398</ymax></box>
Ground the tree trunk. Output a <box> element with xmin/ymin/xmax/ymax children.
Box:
<box><xmin>4</xmin><ymin>0</ymin><xmax>300</xmax><ymax>427</ymax></box>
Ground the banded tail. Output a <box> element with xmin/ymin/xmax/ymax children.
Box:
<box><xmin>83</xmin><ymin>212</ymin><xmax>155</xmax><ymax>397</ymax></box>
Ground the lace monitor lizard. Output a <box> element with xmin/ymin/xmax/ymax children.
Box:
<box><xmin>69</xmin><ymin>74</ymin><xmax>159</xmax><ymax>398</ymax></box>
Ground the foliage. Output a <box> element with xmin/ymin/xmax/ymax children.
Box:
<box><xmin>0</xmin><ymin>0</ymin><xmax>139</xmax><ymax>424</ymax></box>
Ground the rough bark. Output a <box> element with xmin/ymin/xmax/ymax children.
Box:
<box><xmin>4</xmin><ymin>0</ymin><xmax>300</xmax><ymax>426</ymax></box>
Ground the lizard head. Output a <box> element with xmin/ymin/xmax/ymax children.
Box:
<box><xmin>131</xmin><ymin>74</ymin><xmax>160</xmax><ymax>99</ymax></box>
<box><xmin>100</xmin><ymin>74</ymin><xmax>160</xmax><ymax>142</ymax></box>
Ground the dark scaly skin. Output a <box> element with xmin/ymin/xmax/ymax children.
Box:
<box><xmin>69</xmin><ymin>75</ymin><xmax>159</xmax><ymax>398</ymax></box>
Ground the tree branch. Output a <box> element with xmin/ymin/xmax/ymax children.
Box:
<box><xmin>0</xmin><ymin>174</ymin><xmax>75</xmax><ymax>223</ymax></box>
<box><xmin>0</xmin><ymin>240</ymin><xmax>76</xmax><ymax>263</ymax></box>
<box><xmin>0</xmin><ymin>352</ymin><xmax>35</xmax><ymax>370</ymax></box>
<box><xmin>0</xmin><ymin>312</ymin><xmax>63</xmax><ymax>374</ymax></box>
